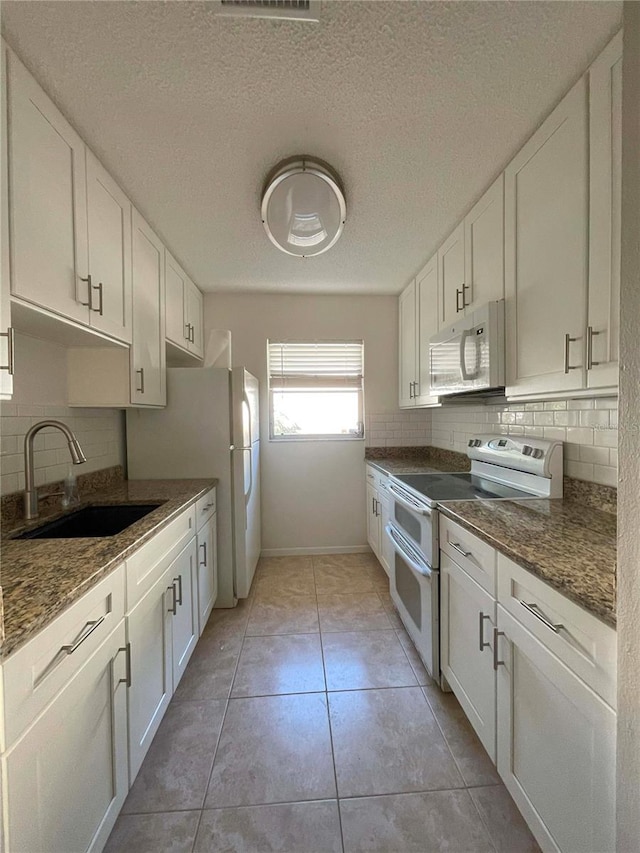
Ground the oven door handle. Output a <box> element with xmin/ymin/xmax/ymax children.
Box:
<box><xmin>386</xmin><ymin>524</ymin><xmax>433</xmax><ymax>579</ymax></box>
<box><xmin>388</xmin><ymin>483</ymin><xmax>432</xmax><ymax>517</ymax></box>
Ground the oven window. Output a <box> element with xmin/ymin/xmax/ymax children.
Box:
<box><xmin>395</xmin><ymin>553</ymin><xmax>422</xmax><ymax>630</ymax></box>
<box><xmin>394</xmin><ymin>503</ymin><xmax>421</xmax><ymax>543</ymax></box>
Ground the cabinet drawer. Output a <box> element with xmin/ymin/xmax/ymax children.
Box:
<box><xmin>126</xmin><ymin>505</ymin><xmax>196</xmax><ymax>610</ymax></box>
<box><xmin>497</xmin><ymin>553</ymin><xmax>616</xmax><ymax>709</ymax></box>
<box><xmin>1</xmin><ymin>563</ymin><xmax>125</xmax><ymax>749</ymax></box>
<box><xmin>440</xmin><ymin>516</ymin><xmax>496</xmax><ymax>595</ymax></box>
<box><xmin>366</xmin><ymin>464</ymin><xmax>388</xmax><ymax>492</ymax></box>
<box><xmin>195</xmin><ymin>486</ymin><xmax>216</xmax><ymax>531</ymax></box>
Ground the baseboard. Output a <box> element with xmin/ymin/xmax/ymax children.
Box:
<box><xmin>260</xmin><ymin>545</ymin><xmax>372</xmax><ymax>557</ymax></box>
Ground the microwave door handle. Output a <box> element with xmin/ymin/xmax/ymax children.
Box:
<box><xmin>459</xmin><ymin>329</ymin><xmax>480</xmax><ymax>381</ymax></box>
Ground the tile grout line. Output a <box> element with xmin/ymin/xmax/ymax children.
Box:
<box><xmin>189</xmin><ymin>596</ymin><xmax>254</xmax><ymax>853</ymax></box>
<box><xmin>313</xmin><ymin>553</ymin><xmax>346</xmax><ymax>853</ymax></box>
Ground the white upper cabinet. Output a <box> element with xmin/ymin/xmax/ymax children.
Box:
<box><xmin>86</xmin><ymin>150</ymin><xmax>132</xmax><ymax>343</ymax></box>
<box><xmin>587</xmin><ymin>32</ymin><xmax>622</xmax><ymax>392</ymax></box>
<box><xmin>438</xmin><ymin>222</ymin><xmax>465</xmax><ymax>328</ymax></box>
<box><xmin>165</xmin><ymin>251</ymin><xmax>204</xmax><ymax>361</ymax></box>
<box><xmin>131</xmin><ymin>210</ymin><xmax>166</xmax><ymax>407</ymax></box>
<box><xmin>398</xmin><ymin>279</ymin><xmax>417</xmax><ymax>407</ymax></box>
<box><xmin>505</xmin><ymin>76</ymin><xmax>589</xmax><ymax>398</ymax></box>
<box><xmin>463</xmin><ymin>174</ymin><xmax>504</xmax><ymax>314</ymax></box>
<box><xmin>7</xmin><ymin>48</ymin><xmax>89</xmax><ymax>324</ymax></box>
<box><xmin>1</xmin><ymin>41</ymin><xmax>13</xmax><ymax>399</ymax></box>
<box><xmin>415</xmin><ymin>254</ymin><xmax>440</xmax><ymax>406</ymax></box>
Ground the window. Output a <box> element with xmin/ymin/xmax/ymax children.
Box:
<box><xmin>268</xmin><ymin>340</ymin><xmax>364</xmax><ymax>440</ymax></box>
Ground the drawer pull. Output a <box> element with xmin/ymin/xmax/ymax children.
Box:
<box><xmin>200</xmin><ymin>541</ymin><xmax>207</xmax><ymax>566</ymax></box>
<box><xmin>450</xmin><ymin>542</ymin><xmax>472</xmax><ymax>559</ymax></box>
<box><xmin>174</xmin><ymin>574</ymin><xmax>183</xmax><ymax>606</ymax></box>
<box><xmin>520</xmin><ymin>600</ymin><xmax>564</xmax><ymax>634</ymax></box>
<box><xmin>60</xmin><ymin>615</ymin><xmax>106</xmax><ymax>655</ymax></box>
<box><xmin>203</xmin><ymin>502</ymin><xmax>215</xmax><ymax>511</ymax></box>
<box><xmin>493</xmin><ymin>628</ymin><xmax>505</xmax><ymax>670</ymax></box>
<box><xmin>479</xmin><ymin>612</ymin><xmax>491</xmax><ymax>652</ymax></box>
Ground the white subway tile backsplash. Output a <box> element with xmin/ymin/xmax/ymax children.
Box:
<box><xmin>0</xmin><ymin>405</ymin><xmax>124</xmax><ymax>496</ymax></box>
<box><xmin>364</xmin><ymin>409</ymin><xmax>431</xmax><ymax>448</ymax></box>
<box><xmin>431</xmin><ymin>396</ymin><xmax>618</xmax><ymax>486</ymax></box>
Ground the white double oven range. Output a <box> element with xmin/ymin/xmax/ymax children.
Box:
<box><xmin>386</xmin><ymin>436</ymin><xmax>564</xmax><ymax>682</ymax></box>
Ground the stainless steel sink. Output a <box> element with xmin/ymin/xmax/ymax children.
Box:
<box><xmin>14</xmin><ymin>504</ymin><xmax>163</xmax><ymax>540</ymax></box>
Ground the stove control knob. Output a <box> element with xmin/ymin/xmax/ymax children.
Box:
<box><xmin>522</xmin><ymin>445</ymin><xmax>533</xmax><ymax>456</ymax></box>
<box><xmin>533</xmin><ymin>448</ymin><xmax>544</xmax><ymax>459</ymax></box>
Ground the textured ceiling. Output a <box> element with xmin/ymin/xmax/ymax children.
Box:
<box><xmin>1</xmin><ymin>1</ymin><xmax>621</xmax><ymax>295</ymax></box>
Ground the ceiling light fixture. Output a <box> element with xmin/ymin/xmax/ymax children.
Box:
<box><xmin>261</xmin><ymin>157</ymin><xmax>346</xmax><ymax>258</ymax></box>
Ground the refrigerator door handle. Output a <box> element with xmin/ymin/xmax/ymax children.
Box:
<box><xmin>243</xmin><ymin>392</ymin><xmax>252</xmax><ymax>447</ymax></box>
<box><xmin>245</xmin><ymin>447</ymin><xmax>253</xmax><ymax>507</ymax></box>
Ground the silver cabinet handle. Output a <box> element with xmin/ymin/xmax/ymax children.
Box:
<box><xmin>456</xmin><ymin>287</ymin><xmax>463</xmax><ymax>313</ymax></box>
<box><xmin>173</xmin><ymin>575</ymin><xmax>183</xmax><ymax>606</ymax></box>
<box><xmin>374</xmin><ymin>499</ymin><xmax>381</xmax><ymax>517</ymax></box>
<box><xmin>185</xmin><ymin>322</ymin><xmax>190</xmax><ymax>342</ymax></box>
<box><xmin>136</xmin><ymin>367</ymin><xmax>145</xmax><ymax>394</ymax></box>
<box><xmin>462</xmin><ymin>282</ymin><xmax>470</xmax><ymax>308</ymax></box>
<box><xmin>91</xmin><ymin>280</ymin><xmax>104</xmax><ymax>315</ymax></box>
<box><xmin>60</xmin><ymin>615</ymin><xmax>106</xmax><ymax>655</ymax></box>
<box><xmin>450</xmin><ymin>541</ymin><xmax>472</xmax><ymax>559</ymax></box>
<box><xmin>79</xmin><ymin>274</ymin><xmax>92</xmax><ymax>307</ymax></box>
<box><xmin>413</xmin><ymin>381</ymin><xmax>419</xmax><ymax>398</ymax></box>
<box><xmin>519</xmin><ymin>600</ymin><xmax>564</xmax><ymax>634</ymax></box>
<box><xmin>200</xmin><ymin>541</ymin><xmax>207</xmax><ymax>566</ymax></box>
<box><xmin>586</xmin><ymin>326</ymin><xmax>601</xmax><ymax>370</ymax></box>
<box><xmin>190</xmin><ymin>324</ymin><xmax>195</xmax><ymax>343</ymax></box>
<box><xmin>479</xmin><ymin>612</ymin><xmax>491</xmax><ymax>652</ymax></box>
<box><xmin>167</xmin><ymin>584</ymin><xmax>177</xmax><ymax>615</ymax></box>
<box><xmin>0</xmin><ymin>327</ymin><xmax>15</xmax><ymax>374</ymax></box>
<box><xmin>563</xmin><ymin>333</ymin><xmax>579</xmax><ymax>373</ymax></box>
<box><xmin>408</xmin><ymin>381</ymin><xmax>414</xmax><ymax>399</ymax></box>
<box><xmin>493</xmin><ymin>627</ymin><xmax>505</xmax><ymax>670</ymax></box>
<box><xmin>117</xmin><ymin>642</ymin><xmax>132</xmax><ymax>688</ymax></box>
<box><xmin>203</xmin><ymin>502</ymin><xmax>215</xmax><ymax>510</ymax></box>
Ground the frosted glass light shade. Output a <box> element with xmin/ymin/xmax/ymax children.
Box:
<box><xmin>261</xmin><ymin>158</ymin><xmax>346</xmax><ymax>257</ymax></box>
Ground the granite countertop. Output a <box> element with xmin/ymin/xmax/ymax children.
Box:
<box><xmin>0</xmin><ymin>479</ymin><xmax>217</xmax><ymax>660</ymax></box>
<box><xmin>440</xmin><ymin>499</ymin><xmax>616</xmax><ymax>627</ymax></box>
<box><xmin>365</xmin><ymin>448</ymin><xmax>616</xmax><ymax>628</ymax></box>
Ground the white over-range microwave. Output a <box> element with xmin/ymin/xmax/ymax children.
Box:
<box><xmin>429</xmin><ymin>299</ymin><xmax>505</xmax><ymax>396</ymax></box>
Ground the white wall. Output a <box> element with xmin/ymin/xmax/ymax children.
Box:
<box><xmin>205</xmin><ymin>293</ymin><xmax>430</xmax><ymax>553</ymax></box>
<box><xmin>431</xmin><ymin>397</ymin><xmax>618</xmax><ymax>486</ymax></box>
<box><xmin>0</xmin><ymin>333</ymin><xmax>126</xmax><ymax>495</ymax></box>
<box><xmin>617</xmin><ymin>4</ymin><xmax>640</xmax><ymax>847</ymax></box>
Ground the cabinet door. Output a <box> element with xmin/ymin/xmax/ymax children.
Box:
<box><xmin>441</xmin><ymin>555</ymin><xmax>496</xmax><ymax>761</ymax></box>
<box><xmin>398</xmin><ymin>280</ymin><xmax>417</xmax><ymax>407</ymax></box>
<box><xmin>438</xmin><ymin>222</ymin><xmax>465</xmax><ymax>328</ymax></box>
<box><xmin>131</xmin><ymin>209</ymin><xmax>166</xmax><ymax>406</ymax></box>
<box><xmin>414</xmin><ymin>254</ymin><xmax>440</xmax><ymax>406</ymax></box>
<box><xmin>587</xmin><ymin>32</ymin><xmax>622</xmax><ymax>391</ymax></box>
<box><xmin>505</xmin><ymin>78</ymin><xmax>589</xmax><ymax>398</ymax></box>
<box><xmin>165</xmin><ymin>250</ymin><xmax>188</xmax><ymax>350</ymax></box>
<box><xmin>1</xmin><ymin>41</ymin><xmax>13</xmax><ymax>399</ymax></box>
<box><xmin>186</xmin><ymin>279</ymin><xmax>204</xmax><ymax>358</ymax></box>
<box><xmin>170</xmin><ymin>538</ymin><xmax>199</xmax><ymax>689</ymax></box>
<box><xmin>464</xmin><ymin>174</ymin><xmax>504</xmax><ymax>314</ymax></box>
<box><xmin>366</xmin><ymin>483</ymin><xmax>381</xmax><ymax>557</ymax></box>
<box><xmin>127</xmin><ymin>567</ymin><xmax>173</xmax><ymax>782</ymax></box>
<box><xmin>196</xmin><ymin>515</ymin><xmax>218</xmax><ymax>636</ymax></box>
<box><xmin>86</xmin><ymin>150</ymin><xmax>132</xmax><ymax>343</ymax></box>
<box><xmin>2</xmin><ymin>621</ymin><xmax>128</xmax><ymax>853</ymax></box>
<box><xmin>496</xmin><ymin>605</ymin><xmax>616</xmax><ymax>853</ymax></box>
<box><xmin>7</xmin><ymin>49</ymin><xmax>89</xmax><ymax>324</ymax></box>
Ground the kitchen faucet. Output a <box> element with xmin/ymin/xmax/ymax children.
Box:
<box><xmin>24</xmin><ymin>420</ymin><xmax>87</xmax><ymax>521</ymax></box>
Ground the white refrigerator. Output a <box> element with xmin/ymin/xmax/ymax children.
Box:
<box><xmin>126</xmin><ymin>367</ymin><xmax>261</xmax><ymax>608</ymax></box>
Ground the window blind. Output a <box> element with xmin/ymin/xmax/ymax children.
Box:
<box><xmin>268</xmin><ymin>341</ymin><xmax>364</xmax><ymax>389</ymax></box>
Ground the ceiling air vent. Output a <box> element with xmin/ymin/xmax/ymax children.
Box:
<box><xmin>214</xmin><ymin>0</ymin><xmax>320</xmax><ymax>22</ymax></box>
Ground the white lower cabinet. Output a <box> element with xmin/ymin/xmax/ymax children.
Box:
<box><xmin>2</xmin><ymin>619</ymin><xmax>129</xmax><ymax>853</ymax></box>
<box><xmin>438</xmin><ymin>517</ymin><xmax>617</xmax><ymax>853</ymax></box>
<box><xmin>197</xmin><ymin>514</ymin><xmax>218</xmax><ymax>635</ymax></box>
<box><xmin>440</xmin><ymin>553</ymin><xmax>496</xmax><ymax>761</ymax></box>
<box><xmin>366</xmin><ymin>481</ymin><xmax>382</xmax><ymax>558</ymax></box>
<box><xmin>127</xmin><ymin>566</ymin><xmax>173</xmax><ymax>782</ymax></box>
<box><xmin>496</xmin><ymin>604</ymin><xmax>616</xmax><ymax>853</ymax></box>
<box><xmin>169</xmin><ymin>538</ymin><xmax>199</xmax><ymax>688</ymax></box>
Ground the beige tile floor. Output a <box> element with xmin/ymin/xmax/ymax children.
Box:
<box><xmin>105</xmin><ymin>553</ymin><xmax>540</xmax><ymax>853</ymax></box>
